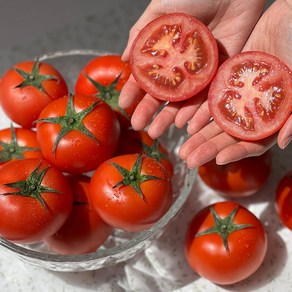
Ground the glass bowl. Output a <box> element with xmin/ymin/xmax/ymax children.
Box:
<box><xmin>0</xmin><ymin>49</ymin><xmax>197</xmax><ymax>272</ymax></box>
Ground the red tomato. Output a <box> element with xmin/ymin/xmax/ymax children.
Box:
<box><xmin>0</xmin><ymin>59</ymin><xmax>68</xmax><ymax>128</ymax></box>
<box><xmin>275</xmin><ymin>170</ymin><xmax>292</xmax><ymax>229</ymax></box>
<box><xmin>0</xmin><ymin>158</ymin><xmax>73</xmax><ymax>244</ymax></box>
<box><xmin>89</xmin><ymin>154</ymin><xmax>173</xmax><ymax>232</ymax></box>
<box><xmin>185</xmin><ymin>201</ymin><xmax>267</xmax><ymax>285</ymax></box>
<box><xmin>198</xmin><ymin>151</ymin><xmax>272</xmax><ymax>197</ymax></box>
<box><xmin>0</xmin><ymin>124</ymin><xmax>43</xmax><ymax>165</ymax></box>
<box><xmin>129</xmin><ymin>13</ymin><xmax>218</xmax><ymax>102</ymax></box>
<box><xmin>208</xmin><ymin>51</ymin><xmax>292</xmax><ymax>140</ymax></box>
<box><xmin>44</xmin><ymin>175</ymin><xmax>112</xmax><ymax>255</ymax></box>
<box><xmin>36</xmin><ymin>93</ymin><xmax>120</xmax><ymax>174</ymax></box>
<box><xmin>75</xmin><ymin>54</ymin><xmax>143</xmax><ymax>128</ymax></box>
<box><xmin>116</xmin><ymin>128</ymin><xmax>174</xmax><ymax>177</ymax></box>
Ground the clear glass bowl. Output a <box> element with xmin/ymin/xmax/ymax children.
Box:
<box><xmin>0</xmin><ymin>50</ymin><xmax>197</xmax><ymax>272</ymax></box>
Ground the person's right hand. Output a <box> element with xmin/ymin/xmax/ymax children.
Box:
<box><xmin>119</xmin><ymin>0</ymin><xmax>267</xmax><ymax>139</ymax></box>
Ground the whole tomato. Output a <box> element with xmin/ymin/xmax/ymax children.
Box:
<box><xmin>0</xmin><ymin>59</ymin><xmax>68</xmax><ymax>128</ymax></box>
<box><xmin>36</xmin><ymin>93</ymin><xmax>120</xmax><ymax>174</ymax></box>
<box><xmin>75</xmin><ymin>54</ymin><xmax>143</xmax><ymax>129</ymax></box>
<box><xmin>0</xmin><ymin>124</ymin><xmax>43</xmax><ymax>165</ymax></box>
<box><xmin>44</xmin><ymin>174</ymin><xmax>112</xmax><ymax>255</ymax></box>
<box><xmin>198</xmin><ymin>151</ymin><xmax>272</xmax><ymax>197</ymax></box>
<box><xmin>116</xmin><ymin>128</ymin><xmax>174</xmax><ymax>177</ymax></box>
<box><xmin>0</xmin><ymin>158</ymin><xmax>73</xmax><ymax>244</ymax></box>
<box><xmin>275</xmin><ymin>170</ymin><xmax>292</xmax><ymax>229</ymax></box>
<box><xmin>185</xmin><ymin>201</ymin><xmax>267</xmax><ymax>285</ymax></box>
<box><xmin>89</xmin><ymin>153</ymin><xmax>173</xmax><ymax>232</ymax></box>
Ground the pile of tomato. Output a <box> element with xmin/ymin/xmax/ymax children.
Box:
<box><xmin>0</xmin><ymin>54</ymin><xmax>174</xmax><ymax>255</ymax></box>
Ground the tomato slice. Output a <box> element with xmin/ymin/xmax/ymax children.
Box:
<box><xmin>130</xmin><ymin>13</ymin><xmax>218</xmax><ymax>102</ymax></box>
<box><xmin>208</xmin><ymin>51</ymin><xmax>292</xmax><ymax>140</ymax></box>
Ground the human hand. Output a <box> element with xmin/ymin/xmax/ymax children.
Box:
<box><xmin>119</xmin><ymin>0</ymin><xmax>267</xmax><ymax>138</ymax></box>
<box><xmin>179</xmin><ymin>0</ymin><xmax>292</xmax><ymax>168</ymax></box>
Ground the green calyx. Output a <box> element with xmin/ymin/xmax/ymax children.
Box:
<box><xmin>140</xmin><ymin>139</ymin><xmax>167</xmax><ymax>163</ymax></box>
<box><xmin>196</xmin><ymin>206</ymin><xmax>253</xmax><ymax>253</ymax></box>
<box><xmin>35</xmin><ymin>93</ymin><xmax>101</xmax><ymax>155</ymax></box>
<box><xmin>109</xmin><ymin>154</ymin><xmax>162</xmax><ymax>202</ymax></box>
<box><xmin>0</xmin><ymin>124</ymin><xmax>40</xmax><ymax>163</ymax></box>
<box><xmin>14</xmin><ymin>58</ymin><xmax>58</xmax><ymax>94</ymax></box>
<box><xmin>2</xmin><ymin>163</ymin><xmax>62</xmax><ymax>209</ymax></box>
<box><xmin>85</xmin><ymin>72</ymin><xmax>129</xmax><ymax>119</ymax></box>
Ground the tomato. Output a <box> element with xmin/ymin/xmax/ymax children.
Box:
<box><xmin>208</xmin><ymin>51</ymin><xmax>292</xmax><ymax>141</ymax></box>
<box><xmin>75</xmin><ymin>54</ymin><xmax>142</xmax><ymax>128</ymax></box>
<box><xmin>89</xmin><ymin>153</ymin><xmax>173</xmax><ymax>232</ymax></box>
<box><xmin>185</xmin><ymin>201</ymin><xmax>267</xmax><ymax>285</ymax></box>
<box><xmin>129</xmin><ymin>13</ymin><xmax>218</xmax><ymax>102</ymax></box>
<box><xmin>198</xmin><ymin>151</ymin><xmax>272</xmax><ymax>197</ymax></box>
<box><xmin>44</xmin><ymin>174</ymin><xmax>112</xmax><ymax>255</ymax></box>
<box><xmin>0</xmin><ymin>124</ymin><xmax>43</xmax><ymax>165</ymax></box>
<box><xmin>116</xmin><ymin>127</ymin><xmax>174</xmax><ymax>177</ymax></box>
<box><xmin>0</xmin><ymin>59</ymin><xmax>68</xmax><ymax>128</ymax></box>
<box><xmin>275</xmin><ymin>170</ymin><xmax>292</xmax><ymax>229</ymax></box>
<box><xmin>0</xmin><ymin>158</ymin><xmax>73</xmax><ymax>244</ymax></box>
<box><xmin>36</xmin><ymin>93</ymin><xmax>120</xmax><ymax>174</ymax></box>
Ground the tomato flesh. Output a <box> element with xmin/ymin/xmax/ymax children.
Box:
<box><xmin>209</xmin><ymin>51</ymin><xmax>292</xmax><ymax>140</ymax></box>
<box><xmin>130</xmin><ymin>13</ymin><xmax>218</xmax><ymax>102</ymax></box>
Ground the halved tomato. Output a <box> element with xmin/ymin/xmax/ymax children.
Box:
<box><xmin>130</xmin><ymin>13</ymin><xmax>218</xmax><ymax>102</ymax></box>
<box><xmin>208</xmin><ymin>51</ymin><xmax>292</xmax><ymax>141</ymax></box>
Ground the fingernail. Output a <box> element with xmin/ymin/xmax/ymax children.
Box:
<box><xmin>282</xmin><ymin>136</ymin><xmax>292</xmax><ymax>149</ymax></box>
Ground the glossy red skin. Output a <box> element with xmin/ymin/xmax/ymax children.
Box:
<box><xmin>130</xmin><ymin>13</ymin><xmax>218</xmax><ymax>102</ymax></box>
<box><xmin>0</xmin><ymin>127</ymin><xmax>44</xmax><ymax>165</ymax></box>
<box><xmin>198</xmin><ymin>151</ymin><xmax>271</xmax><ymax>197</ymax></box>
<box><xmin>115</xmin><ymin>128</ymin><xmax>174</xmax><ymax>177</ymax></box>
<box><xmin>185</xmin><ymin>201</ymin><xmax>267</xmax><ymax>285</ymax></box>
<box><xmin>44</xmin><ymin>175</ymin><xmax>112</xmax><ymax>255</ymax></box>
<box><xmin>275</xmin><ymin>170</ymin><xmax>292</xmax><ymax>229</ymax></box>
<box><xmin>89</xmin><ymin>154</ymin><xmax>173</xmax><ymax>232</ymax></box>
<box><xmin>0</xmin><ymin>158</ymin><xmax>73</xmax><ymax>244</ymax></box>
<box><xmin>0</xmin><ymin>61</ymin><xmax>68</xmax><ymax>128</ymax></box>
<box><xmin>75</xmin><ymin>54</ymin><xmax>142</xmax><ymax>129</ymax></box>
<box><xmin>36</xmin><ymin>94</ymin><xmax>120</xmax><ymax>174</ymax></box>
<box><xmin>208</xmin><ymin>51</ymin><xmax>292</xmax><ymax>141</ymax></box>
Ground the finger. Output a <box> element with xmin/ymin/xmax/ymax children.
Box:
<box><xmin>179</xmin><ymin>121</ymin><xmax>224</xmax><ymax>160</ymax></box>
<box><xmin>119</xmin><ymin>75</ymin><xmax>145</xmax><ymax>109</ymax></box>
<box><xmin>130</xmin><ymin>93</ymin><xmax>163</xmax><ymax>131</ymax></box>
<box><xmin>148</xmin><ymin>101</ymin><xmax>181</xmax><ymax>138</ymax></box>
<box><xmin>216</xmin><ymin>134</ymin><xmax>277</xmax><ymax>165</ymax></box>
<box><xmin>278</xmin><ymin>115</ymin><xmax>292</xmax><ymax>149</ymax></box>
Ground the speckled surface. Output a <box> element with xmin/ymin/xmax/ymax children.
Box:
<box><xmin>1</xmin><ymin>0</ymin><xmax>292</xmax><ymax>291</ymax></box>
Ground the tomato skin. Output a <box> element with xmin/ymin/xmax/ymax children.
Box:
<box><xmin>44</xmin><ymin>175</ymin><xmax>112</xmax><ymax>255</ymax></box>
<box><xmin>36</xmin><ymin>94</ymin><xmax>120</xmax><ymax>174</ymax></box>
<box><xmin>116</xmin><ymin>128</ymin><xmax>174</xmax><ymax>177</ymax></box>
<box><xmin>0</xmin><ymin>158</ymin><xmax>73</xmax><ymax>244</ymax></box>
<box><xmin>0</xmin><ymin>60</ymin><xmax>68</xmax><ymax>128</ymax></box>
<box><xmin>275</xmin><ymin>170</ymin><xmax>292</xmax><ymax>229</ymax></box>
<box><xmin>185</xmin><ymin>201</ymin><xmax>267</xmax><ymax>285</ymax></box>
<box><xmin>130</xmin><ymin>13</ymin><xmax>218</xmax><ymax>102</ymax></box>
<box><xmin>208</xmin><ymin>51</ymin><xmax>292</xmax><ymax>141</ymax></box>
<box><xmin>89</xmin><ymin>154</ymin><xmax>173</xmax><ymax>232</ymax></box>
<box><xmin>0</xmin><ymin>126</ymin><xmax>43</xmax><ymax>165</ymax></box>
<box><xmin>198</xmin><ymin>151</ymin><xmax>271</xmax><ymax>197</ymax></box>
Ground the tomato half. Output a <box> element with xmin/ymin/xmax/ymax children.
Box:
<box><xmin>275</xmin><ymin>170</ymin><xmax>292</xmax><ymax>229</ymax></box>
<box><xmin>130</xmin><ymin>13</ymin><xmax>218</xmax><ymax>102</ymax></box>
<box><xmin>185</xmin><ymin>201</ymin><xmax>267</xmax><ymax>285</ymax></box>
<box><xmin>0</xmin><ymin>59</ymin><xmax>68</xmax><ymax>128</ymax></box>
<box><xmin>0</xmin><ymin>158</ymin><xmax>73</xmax><ymax>244</ymax></box>
<box><xmin>0</xmin><ymin>124</ymin><xmax>43</xmax><ymax>165</ymax></box>
<box><xmin>36</xmin><ymin>93</ymin><xmax>120</xmax><ymax>174</ymax></box>
<box><xmin>198</xmin><ymin>151</ymin><xmax>272</xmax><ymax>197</ymax></box>
<box><xmin>208</xmin><ymin>51</ymin><xmax>292</xmax><ymax>140</ymax></box>
<box><xmin>75</xmin><ymin>54</ymin><xmax>142</xmax><ymax>128</ymax></box>
<box><xmin>44</xmin><ymin>175</ymin><xmax>112</xmax><ymax>255</ymax></box>
<box><xmin>89</xmin><ymin>154</ymin><xmax>173</xmax><ymax>232</ymax></box>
